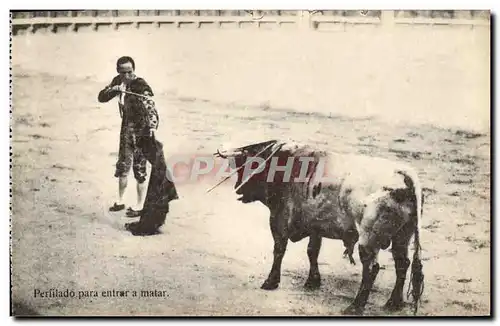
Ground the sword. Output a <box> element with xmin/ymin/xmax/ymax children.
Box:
<box><xmin>118</xmin><ymin>89</ymin><xmax>153</xmax><ymax>100</ymax></box>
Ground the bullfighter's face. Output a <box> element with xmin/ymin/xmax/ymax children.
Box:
<box><xmin>117</xmin><ymin>62</ymin><xmax>136</xmax><ymax>84</ymax></box>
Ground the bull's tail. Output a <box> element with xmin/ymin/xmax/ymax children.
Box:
<box><xmin>396</xmin><ymin>169</ymin><xmax>424</xmax><ymax>315</ymax></box>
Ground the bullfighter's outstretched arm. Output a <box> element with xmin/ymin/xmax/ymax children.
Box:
<box><xmin>97</xmin><ymin>75</ymin><xmax>122</xmax><ymax>103</ymax></box>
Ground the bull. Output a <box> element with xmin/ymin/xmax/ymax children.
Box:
<box><xmin>214</xmin><ymin>139</ymin><xmax>424</xmax><ymax>315</ymax></box>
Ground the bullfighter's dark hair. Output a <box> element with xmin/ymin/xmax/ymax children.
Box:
<box><xmin>116</xmin><ymin>56</ymin><xmax>135</xmax><ymax>70</ymax></box>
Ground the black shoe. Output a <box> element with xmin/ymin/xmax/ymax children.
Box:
<box><xmin>109</xmin><ymin>203</ymin><xmax>125</xmax><ymax>212</ymax></box>
<box><xmin>125</xmin><ymin>222</ymin><xmax>161</xmax><ymax>236</ymax></box>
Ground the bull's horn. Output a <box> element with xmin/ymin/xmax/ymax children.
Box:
<box><xmin>214</xmin><ymin>149</ymin><xmax>227</xmax><ymax>158</ymax></box>
<box><xmin>214</xmin><ymin>147</ymin><xmax>242</xmax><ymax>158</ymax></box>
<box><xmin>271</xmin><ymin>141</ymin><xmax>287</xmax><ymax>152</ymax></box>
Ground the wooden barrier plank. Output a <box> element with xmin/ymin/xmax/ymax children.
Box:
<box><xmin>179</xmin><ymin>10</ymin><xmax>200</xmax><ymax>16</ymax></box>
<box><xmin>219</xmin><ymin>10</ymin><xmax>240</xmax><ymax>16</ymax></box>
<box><xmin>116</xmin><ymin>10</ymin><xmax>138</xmax><ymax>17</ymax></box>
<box><xmin>11</xmin><ymin>15</ymin><xmax>299</xmax><ymax>25</ymax></box>
<box><xmin>279</xmin><ymin>10</ymin><xmax>298</xmax><ymax>16</ymax></box>
<box><xmin>95</xmin><ymin>10</ymin><xmax>115</xmax><ymax>17</ymax></box>
<box><xmin>138</xmin><ymin>10</ymin><xmax>158</xmax><ymax>16</ymax></box>
<box><xmin>32</xmin><ymin>11</ymin><xmax>50</xmax><ymax>17</ymax></box>
<box><xmin>10</xmin><ymin>11</ymin><xmax>33</xmax><ymax>19</ymax></box>
<box><xmin>394</xmin><ymin>17</ymin><xmax>490</xmax><ymax>26</ymax></box>
<box><xmin>10</xmin><ymin>11</ymin><xmax>491</xmax><ymax>33</ymax></box>
<box><xmin>157</xmin><ymin>10</ymin><xmax>179</xmax><ymax>16</ymax></box>
<box><xmin>74</xmin><ymin>10</ymin><xmax>97</xmax><ymax>17</ymax></box>
<box><xmin>199</xmin><ymin>10</ymin><xmax>219</xmax><ymax>16</ymax></box>
<box><xmin>311</xmin><ymin>16</ymin><xmax>380</xmax><ymax>24</ymax></box>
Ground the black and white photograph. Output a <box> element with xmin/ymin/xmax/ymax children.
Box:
<box><xmin>9</xmin><ymin>8</ymin><xmax>491</xmax><ymax>317</ymax></box>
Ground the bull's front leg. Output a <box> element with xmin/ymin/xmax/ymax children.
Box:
<box><xmin>261</xmin><ymin>214</ymin><xmax>288</xmax><ymax>290</ymax></box>
<box><xmin>304</xmin><ymin>234</ymin><xmax>322</xmax><ymax>290</ymax></box>
<box><xmin>343</xmin><ymin>245</ymin><xmax>380</xmax><ymax>315</ymax></box>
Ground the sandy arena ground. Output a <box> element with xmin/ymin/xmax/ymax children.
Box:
<box><xmin>11</xmin><ymin>25</ymin><xmax>490</xmax><ymax>316</ymax></box>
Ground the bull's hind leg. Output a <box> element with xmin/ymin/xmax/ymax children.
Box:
<box><xmin>343</xmin><ymin>245</ymin><xmax>380</xmax><ymax>315</ymax></box>
<box><xmin>261</xmin><ymin>214</ymin><xmax>288</xmax><ymax>290</ymax></box>
<box><xmin>304</xmin><ymin>234</ymin><xmax>322</xmax><ymax>290</ymax></box>
<box><xmin>384</xmin><ymin>222</ymin><xmax>413</xmax><ymax>311</ymax></box>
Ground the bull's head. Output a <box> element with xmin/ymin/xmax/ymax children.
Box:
<box><xmin>215</xmin><ymin>140</ymin><xmax>282</xmax><ymax>204</ymax></box>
